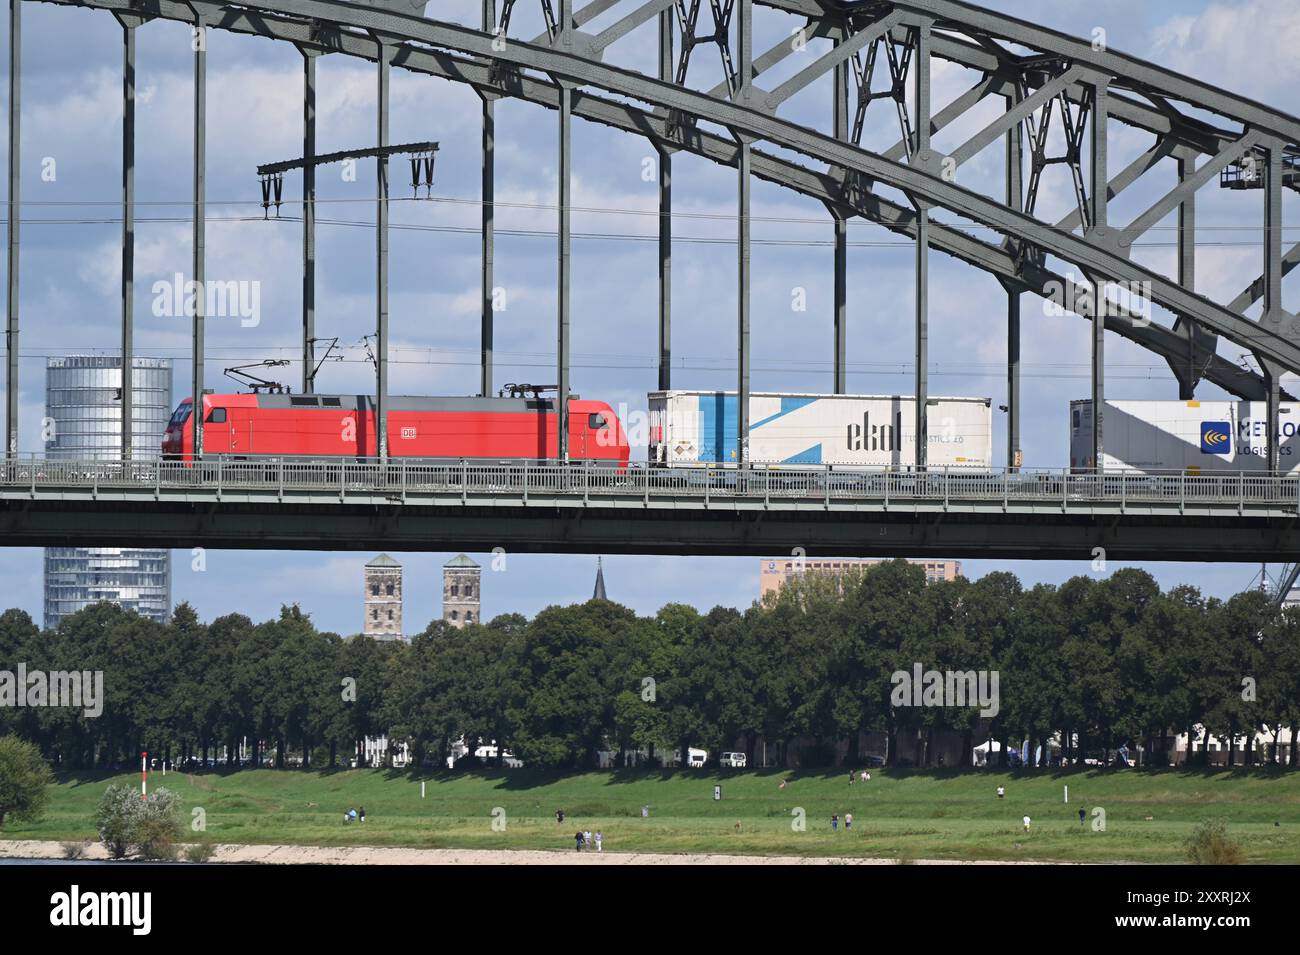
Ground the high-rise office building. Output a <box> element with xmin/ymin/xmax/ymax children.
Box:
<box><xmin>43</xmin><ymin>356</ymin><xmax>173</xmax><ymax>629</ymax></box>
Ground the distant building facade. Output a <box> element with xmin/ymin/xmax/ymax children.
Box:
<box><xmin>443</xmin><ymin>554</ymin><xmax>481</xmax><ymax>628</ymax></box>
<box><xmin>759</xmin><ymin>557</ymin><xmax>962</xmax><ymax>601</ymax></box>
<box><xmin>363</xmin><ymin>554</ymin><xmax>403</xmax><ymax>640</ymax></box>
<box><xmin>43</xmin><ymin>356</ymin><xmax>173</xmax><ymax>629</ymax></box>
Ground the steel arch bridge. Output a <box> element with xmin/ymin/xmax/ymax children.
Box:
<box><xmin>3</xmin><ymin>0</ymin><xmax>1300</xmax><ymax>558</ymax></box>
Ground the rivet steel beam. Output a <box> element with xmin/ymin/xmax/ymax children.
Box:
<box><xmin>1170</xmin><ymin>151</ymin><xmax>1215</xmax><ymax>400</ymax></box>
<box><xmin>832</xmin><ymin>23</ymin><xmax>847</xmax><ymax>395</ymax></box>
<box><xmin>5</xmin><ymin>0</ymin><xmax>18</xmax><ymax>459</ymax></box>
<box><xmin>302</xmin><ymin>47</ymin><xmax>317</xmax><ymax>393</ymax></box>
<box><xmin>557</xmin><ymin>0</ymin><xmax>573</xmax><ymax>462</ymax></box>
<box><xmin>479</xmin><ymin>0</ymin><xmax>494</xmax><ymax>398</ymax></box>
<box><xmin>1005</xmin><ymin>87</ymin><xmax>1022</xmax><ymax>471</ymax></box>
<box><xmin>119</xmin><ymin>17</ymin><xmax>136</xmax><ymax>458</ymax></box>
<box><xmin>656</xmin><ymin>5</ymin><xmax>671</xmax><ymax>392</ymax></box>
<box><xmin>736</xmin><ymin>0</ymin><xmax>751</xmax><ymax>468</ymax></box>
<box><xmin>190</xmin><ymin>11</ymin><xmax>206</xmax><ymax>459</ymax></box>
<box><xmin>1089</xmin><ymin>78</ymin><xmax>1108</xmax><ymax>469</ymax></box>
<box><xmin>1263</xmin><ymin>142</ymin><xmax>1287</xmax><ymax>472</ymax></box>
<box><xmin>913</xmin><ymin>18</ymin><xmax>931</xmax><ymax>470</ymax></box>
<box><xmin>376</xmin><ymin>38</ymin><xmax>391</xmax><ymax>460</ymax></box>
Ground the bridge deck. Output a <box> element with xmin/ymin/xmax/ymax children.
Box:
<box><xmin>2</xmin><ymin>459</ymin><xmax>1297</xmax><ymax>560</ymax></box>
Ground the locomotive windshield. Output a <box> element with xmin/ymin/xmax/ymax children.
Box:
<box><xmin>168</xmin><ymin>402</ymin><xmax>192</xmax><ymax>427</ymax></box>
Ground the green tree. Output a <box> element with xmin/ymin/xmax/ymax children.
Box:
<box><xmin>0</xmin><ymin>735</ymin><xmax>53</xmax><ymax>829</ymax></box>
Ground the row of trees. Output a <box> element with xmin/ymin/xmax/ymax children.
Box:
<box><xmin>2</xmin><ymin>562</ymin><xmax>1299</xmax><ymax>770</ymax></box>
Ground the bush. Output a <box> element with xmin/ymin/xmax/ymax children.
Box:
<box><xmin>1184</xmin><ymin>818</ymin><xmax>1246</xmax><ymax>865</ymax></box>
<box><xmin>95</xmin><ymin>785</ymin><xmax>139</xmax><ymax>859</ymax></box>
<box><xmin>0</xmin><ymin>735</ymin><xmax>53</xmax><ymax>830</ymax></box>
<box><xmin>183</xmin><ymin>841</ymin><xmax>216</xmax><ymax>864</ymax></box>
<box><xmin>134</xmin><ymin>815</ymin><xmax>178</xmax><ymax>861</ymax></box>
<box><xmin>95</xmin><ymin>784</ymin><xmax>183</xmax><ymax>860</ymax></box>
<box><xmin>60</xmin><ymin>840</ymin><xmax>89</xmax><ymax>860</ymax></box>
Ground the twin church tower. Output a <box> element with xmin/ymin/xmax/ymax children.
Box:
<box><xmin>362</xmin><ymin>554</ymin><xmax>609</xmax><ymax>641</ymax></box>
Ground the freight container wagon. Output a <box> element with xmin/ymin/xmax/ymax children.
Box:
<box><xmin>647</xmin><ymin>391</ymin><xmax>993</xmax><ymax>468</ymax></box>
<box><xmin>1069</xmin><ymin>398</ymin><xmax>1300</xmax><ymax>472</ymax></box>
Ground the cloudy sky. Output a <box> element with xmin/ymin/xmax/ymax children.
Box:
<box><xmin>2</xmin><ymin>0</ymin><xmax>1299</xmax><ymax>633</ymax></box>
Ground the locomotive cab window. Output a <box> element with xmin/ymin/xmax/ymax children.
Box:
<box><xmin>588</xmin><ymin>413</ymin><xmax>607</xmax><ymax>430</ymax></box>
<box><xmin>207</xmin><ymin>407</ymin><xmax>227</xmax><ymax>424</ymax></box>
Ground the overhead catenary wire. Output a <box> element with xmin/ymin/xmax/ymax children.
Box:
<box><xmin>0</xmin><ymin>212</ymin><xmax>1286</xmax><ymax>248</ymax></box>
<box><xmin>8</xmin><ymin>194</ymin><xmax>1299</xmax><ymax>234</ymax></box>
<box><xmin>2</xmin><ymin>344</ymin><xmax>1229</xmax><ymax>382</ymax></box>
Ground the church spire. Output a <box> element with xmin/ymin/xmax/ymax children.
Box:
<box><xmin>592</xmin><ymin>556</ymin><xmax>607</xmax><ymax>601</ymax></box>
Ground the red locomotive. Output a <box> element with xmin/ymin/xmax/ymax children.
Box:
<box><xmin>161</xmin><ymin>389</ymin><xmax>629</xmax><ymax>465</ymax></box>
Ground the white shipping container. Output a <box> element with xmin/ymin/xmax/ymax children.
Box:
<box><xmin>648</xmin><ymin>391</ymin><xmax>993</xmax><ymax>468</ymax></box>
<box><xmin>1069</xmin><ymin>399</ymin><xmax>1300</xmax><ymax>472</ymax></box>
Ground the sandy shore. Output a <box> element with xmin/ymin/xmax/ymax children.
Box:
<box><xmin>0</xmin><ymin>839</ymin><xmax>1034</xmax><ymax>865</ymax></box>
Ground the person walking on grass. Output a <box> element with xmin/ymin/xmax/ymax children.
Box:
<box><xmin>359</xmin><ymin>806</ymin><xmax>366</xmax><ymax>823</ymax></box>
<box><xmin>831</xmin><ymin>813</ymin><xmax>839</xmax><ymax>832</ymax></box>
<box><xmin>845</xmin><ymin>812</ymin><xmax>853</xmax><ymax>831</ymax></box>
<box><xmin>575</xmin><ymin>831</ymin><xmax>584</xmax><ymax>851</ymax></box>
<box><xmin>595</xmin><ymin>830</ymin><xmax>603</xmax><ymax>853</ymax></box>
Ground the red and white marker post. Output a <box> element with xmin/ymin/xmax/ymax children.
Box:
<box><xmin>141</xmin><ymin>750</ymin><xmax>148</xmax><ymax>802</ymax></box>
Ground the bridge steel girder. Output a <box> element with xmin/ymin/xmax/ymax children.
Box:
<box><xmin>3</xmin><ymin>495</ymin><xmax>1300</xmax><ymax>561</ymax></box>
<box><xmin>26</xmin><ymin>0</ymin><xmax>1300</xmax><ymax>408</ymax></box>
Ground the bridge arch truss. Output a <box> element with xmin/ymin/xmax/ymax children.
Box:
<box><xmin>6</xmin><ymin>0</ymin><xmax>1300</xmax><ymax>471</ymax></box>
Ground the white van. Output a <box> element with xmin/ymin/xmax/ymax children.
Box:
<box><xmin>686</xmin><ymin>748</ymin><xmax>707</xmax><ymax>768</ymax></box>
<box><xmin>720</xmin><ymin>752</ymin><xmax>747</xmax><ymax>768</ymax></box>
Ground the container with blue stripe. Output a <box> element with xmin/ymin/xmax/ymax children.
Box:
<box><xmin>647</xmin><ymin>391</ymin><xmax>992</xmax><ymax>468</ymax></box>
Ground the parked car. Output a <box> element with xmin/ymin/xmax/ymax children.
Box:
<box><xmin>720</xmin><ymin>752</ymin><xmax>747</xmax><ymax>768</ymax></box>
<box><xmin>863</xmin><ymin>754</ymin><xmax>886</xmax><ymax>768</ymax></box>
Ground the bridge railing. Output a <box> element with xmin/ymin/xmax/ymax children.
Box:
<box><xmin>1</xmin><ymin>457</ymin><xmax>1298</xmax><ymax>508</ymax></box>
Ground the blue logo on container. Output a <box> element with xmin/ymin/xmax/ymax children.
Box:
<box><xmin>1200</xmin><ymin>421</ymin><xmax>1231</xmax><ymax>454</ymax></box>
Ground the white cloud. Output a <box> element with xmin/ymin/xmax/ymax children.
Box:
<box><xmin>1150</xmin><ymin>2</ymin><xmax>1300</xmax><ymax>101</ymax></box>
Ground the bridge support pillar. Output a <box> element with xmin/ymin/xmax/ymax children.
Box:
<box><xmin>191</xmin><ymin>13</ymin><xmax>206</xmax><ymax>459</ymax></box>
<box><xmin>302</xmin><ymin>48</ymin><xmax>318</xmax><ymax>394</ymax></box>
<box><xmin>376</xmin><ymin>41</ymin><xmax>391</xmax><ymax>461</ymax></box>
<box><xmin>479</xmin><ymin>0</ymin><xmax>494</xmax><ymax>398</ymax></box>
